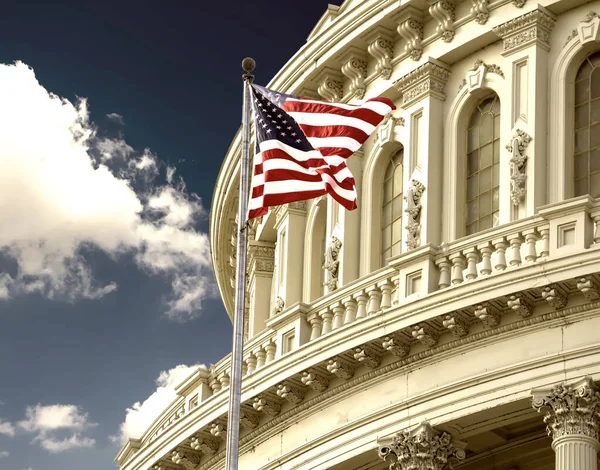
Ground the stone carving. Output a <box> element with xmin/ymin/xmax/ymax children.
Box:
<box><xmin>395</xmin><ymin>8</ymin><xmax>424</xmax><ymax>61</ymax></box>
<box><xmin>326</xmin><ymin>357</ymin><xmax>355</xmax><ymax>380</ymax></box>
<box><xmin>473</xmin><ymin>303</ymin><xmax>500</xmax><ymax>327</ymax></box>
<box><xmin>532</xmin><ymin>377</ymin><xmax>600</xmax><ymax>441</ymax></box>
<box><xmin>377</xmin><ymin>114</ymin><xmax>404</xmax><ymax>145</ymax></box>
<box><xmin>247</xmin><ymin>242</ymin><xmax>275</xmax><ymax>274</ymax></box>
<box><xmin>382</xmin><ymin>334</ymin><xmax>411</xmax><ymax>357</ymax></box>
<box><xmin>366</xmin><ymin>27</ymin><xmax>395</xmax><ymax>80</ymax></box>
<box><xmin>252</xmin><ymin>396</ymin><xmax>281</xmax><ymax>416</ymax></box>
<box><xmin>274</xmin><ymin>296</ymin><xmax>285</xmax><ymax>315</ymax></box>
<box><xmin>540</xmin><ymin>285</ymin><xmax>567</xmax><ymax>309</ymax></box>
<box><xmin>576</xmin><ymin>276</ymin><xmax>600</xmax><ymax>300</ymax></box>
<box><xmin>171</xmin><ymin>450</ymin><xmax>200</xmax><ymax>469</ymax></box>
<box><xmin>276</xmin><ymin>382</ymin><xmax>305</xmax><ymax>404</ymax></box>
<box><xmin>316</xmin><ymin>69</ymin><xmax>344</xmax><ymax>102</ymax></box>
<box><xmin>353</xmin><ymin>345</ymin><xmax>381</xmax><ymax>369</ymax></box>
<box><xmin>411</xmin><ymin>324</ymin><xmax>440</xmax><ymax>347</ymax></box>
<box><xmin>429</xmin><ymin>0</ymin><xmax>456</xmax><ymax>42</ymax></box>
<box><xmin>404</xmin><ymin>180</ymin><xmax>426</xmax><ymax>250</ymax></box>
<box><xmin>470</xmin><ymin>0</ymin><xmax>489</xmax><ymax>24</ymax></box>
<box><xmin>190</xmin><ymin>435</ymin><xmax>219</xmax><ymax>455</ymax></box>
<box><xmin>300</xmin><ymin>369</ymin><xmax>330</xmax><ymax>392</ymax></box>
<box><xmin>239</xmin><ymin>410</ymin><xmax>260</xmax><ymax>429</ymax></box>
<box><xmin>378</xmin><ymin>421</ymin><xmax>466</xmax><ymax>470</ymax></box>
<box><xmin>394</xmin><ymin>60</ymin><xmax>451</xmax><ymax>108</ymax></box>
<box><xmin>493</xmin><ymin>8</ymin><xmax>556</xmax><ymax>53</ymax></box>
<box><xmin>442</xmin><ymin>313</ymin><xmax>469</xmax><ymax>337</ymax></box>
<box><xmin>471</xmin><ymin>59</ymin><xmax>504</xmax><ymax>78</ymax></box>
<box><xmin>507</xmin><ymin>294</ymin><xmax>532</xmax><ymax>317</ymax></box>
<box><xmin>209</xmin><ymin>423</ymin><xmax>226</xmax><ymax>438</ymax></box>
<box><xmin>513</xmin><ymin>0</ymin><xmax>526</xmax><ymax>7</ymax></box>
<box><xmin>323</xmin><ymin>236</ymin><xmax>343</xmax><ymax>291</ymax></box>
<box><xmin>565</xmin><ymin>11</ymin><xmax>600</xmax><ymax>46</ymax></box>
<box><xmin>506</xmin><ymin>129</ymin><xmax>531</xmax><ymax>206</ymax></box>
<box><xmin>340</xmin><ymin>48</ymin><xmax>368</xmax><ymax>100</ymax></box>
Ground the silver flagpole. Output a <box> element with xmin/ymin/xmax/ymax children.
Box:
<box><xmin>224</xmin><ymin>57</ymin><xmax>255</xmax><ymax>470</ymax></box>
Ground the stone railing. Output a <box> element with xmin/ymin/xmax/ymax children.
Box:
<box><xmin>131</xmin><ymin>196</ymin><xmax>600</xmax><ymax>456</ymax></box>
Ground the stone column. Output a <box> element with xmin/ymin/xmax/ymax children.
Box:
<box><xmin>377</xmin><ymin>421</ymin><xmax>466</xmax><ymax>470</ymax></box>
<box><xmin>532</xmin><ymin>377</ymin><xmax>600</xmax><ymax>470</ymax></box>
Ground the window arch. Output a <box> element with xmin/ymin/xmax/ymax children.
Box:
<box><xmin>465</xmin><ymin>94</ymin><xmax>501</xmax><ymax>236</ymax></box>
<box><xmin>574</xmin><ymin>51</ymin><xmax>600</xmax><ymax>198</ymax></box>
<box><xmin>381</xmin><ymin>149</ymin><xmax>403</xmax><ymax>263</ymax></box>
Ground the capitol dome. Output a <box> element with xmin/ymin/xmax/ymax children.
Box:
<box><xmin>116</xmin><ymin>1</ymin><xmax>600</xmax><ymax>469</ymax></box>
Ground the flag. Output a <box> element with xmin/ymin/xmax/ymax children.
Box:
<box><xmin>248</xmin><ymin>84</ymin><xmax>395</xmax><ymax>220</ymax></box>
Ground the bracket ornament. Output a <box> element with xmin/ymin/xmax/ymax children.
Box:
<box><xmin>394</xmin><ymin>7</ymin><xmax>424</xmax><ymax>61</ymax></box>
<box><xmin>276</xmin><ymin>382</ymin><xmax>306</xmax><ymax>404</ymax></box>
<box><xmin>429</xmin><ymin>0</ymin><xmax>456</xmax><ymax>42</ymax></box>
<box><xmin>190</xmin><ymin>435</ymin><xmax>219</xmax><ymax>455</ymax></box>
<box><xmin>365</xmin><ymin>27</ymin><xmax>395</xmax><ymax>80</ymax></box>
<box><xmin>442</xmin><ymin>313</ymin><xmax>469</xmax><ymax>337</ymax></box>
<box><xmin>506</xmin><ymin>129</ymin><xmax>531</xmax><ymax>206</ymax></box>
<box><xmin>565</xmin><ymin>11</ymin><xmax>600</xmax><ymax>47</ymax></box>
<box><xmin>326</xmin><ymin>357</ymin><xmax>355</xmax><ymax>380</ymax></box>
<box><xmin>315</xmin><ymin>68</ymin><xmax>344</xmax><ymax>102</ymax></box>
<box><xmin>300</xmin><ymin>369</ymin><xmax>330</xmax><ymax>392</ymax></box>
<box><xmin>404</xmin><ymin>180</ymin><xmax>426</xmax><ymax>250</ymax></box>
<box><xmin>353</xmin><ymin>345</ymin><xmax>381</xmax><ymax>369</ymax></box>
<box><xmin>323</xmin><ymin>236</ymin><xmax>343</xmax><ymax>291</ymax></box>
<box><xmin>378</xmin><ymin>422</ymin><xmax>466</xmax><ymax>470</ymax></box>
<box><xmin>473</xmin><ymin>303</ymin><xmax>501</xmax><ymax>327</ymax></box>
<box><xmin>377</xmin><ymin>114</ymin><xmax>404</xmax><ymax>145</ymax></box>
<box><xmin>339</xmin><ymin>47</ymin><xmax>368</xmax><ymax>100</ymax></box>
<box><xmin>411</xmin><ymin>324</ymin><xmax>439</xmax><ymax>347</ymax></box>
<box><xmin>470</xmin><ymin>0</ymin><xmax>489</xmax><ymax>24</ymax></box>
<box><xmin>577</xmin><ymin>276</ymin><xmax>600</xmax><ymax>300</ymax></box>
<box><xmin>540</xmin><ymin>285</ymin><xmax>567</xmax><ymax>309</ymax></box>
<box><xmin>382</xmin><ymin>334</ymin><xmax>411</xmax><ymax>357</ymax></box>
<box><xmin>274</xmin><ymin>296</ymin><xmax>285</xmax><ymax>315</ymax></box>
<box><xmin>507</xmin><ymin>294</ymin><xmax>532</xmax><ymax>317</ymax></box>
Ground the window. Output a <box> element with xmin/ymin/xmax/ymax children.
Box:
<box><xmin>465</xmin><ymin>94</ymin><xmax>501</xmax><ymax>235</ymax></box>
<box><xmin>574</xmin><ymin>51</ymin><xmax>600</xmax><ymax>197</ymax></box>
<box><xmin>382</xmin><ymin>149</ymin><xmax>403</xmax><ymax>263</ymax></box>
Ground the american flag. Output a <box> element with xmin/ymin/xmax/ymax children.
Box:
<box><xmin>248</xmin><ymin>84</ymin><xmax>395</xmax><ymax>220</ymax></box>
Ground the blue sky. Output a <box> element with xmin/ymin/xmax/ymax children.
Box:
<box><xmin>0</xmin><ymin>2</ymin><xmax>342</xmax><ymax>469</ymax></box>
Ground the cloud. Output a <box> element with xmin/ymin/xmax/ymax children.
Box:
<box><xmin>0</xmin><ymin>61</ymin><xmax>214</xmax><ymax>320</ymax></box>
<box><xmin>17</xmin><ymin>404</ymin><xmax>96</xmax><ymax>454</ymax></box>
<box><xmin>106</xmin><ymin>112</ymin><xmax>124</xmax><ymax>124</ymax></box>
<box><xmin>0</xmin><ymin>450</ymin><xmax>8</xmax><ymax>458</ymax></box>
<box><xmin>0</xmin><ymin>419</ymin><xmax>15</xmax><ymax>437</ymax></box>
<box><xmin>112</xmin><ymin>364</ymin><xmax>203</xmax><ymax>443</ymax></box>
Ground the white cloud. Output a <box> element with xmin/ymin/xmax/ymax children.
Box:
<box><xmin>0</xmin><ymin>419</ymin><xmax>15</xmax><ymax>437</ymax></box>
<box><xmin>0</xmin><ymin>61</ymin><xmax>214</xmax><ymax>320</ymax></box>
<box><xmin>106</xmin><ymin>112</ymin><xmax>124</xmax><ymax>124</ymax></box>
<box><xmin>0</xmin><ymin>450</ymin><xmax>8</xmax><ymax>458</ymax></box>
<box><xmin>39</xmin><ymin>434</ymin><xmax>95</xmax><ymax>453</ymax></box>
<box><xmin>112</xmin><ymin>364</ymin><xmax>203</xmax><ymax>443</ymax></box>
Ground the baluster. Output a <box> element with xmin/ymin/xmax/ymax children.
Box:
<box><xmin>379</xmin><ymin>279</ymin><xmax>394</xmax><ymax>309</ymax></box>
<box><xmin>245</xmin><ymin>354</ymin><xmax>257</xmax><ymax>375</ymax></box>
<box><xmin>539</xmin><ymin>225</ymin><xmax>550</xmax><ymax>256</ymax></box>
<box><xmin>464</xmin><ymin>248</ymin><xmax>480</xmax><ymax>280</ymax></box>
<box><xmin>493</xmin><ymin>238</ymin><xmax>508</xmax><ymax>270</ymax></box>
<box><xmin>594</xmin><ymin>215</ymin><xmax>600</xmax><ymax>244</ymax></box>
<box><xmin>449</xmin><ymin>253</ymin><xmax>466</xmax><ymax>285</ymax></box>
<box><xmin>355</xmin><ymin>291</ymin><xmax>368</xmax><ymax>319</ymax></box>
<box><xmin>436</xmin><ymin>257</ymin><xmax>451</xmax><ymax>289</ymax></box>
<box><xmin>479</xmin><ymin>242</ymin><xmax>493</xmax><ymax>275</ymax></box>
<box><xmin>342</xmin><ymin>296</ymin><xmax>357</xmax><ymax>324</ymax></box>
<box><xmin>254</xmin><ymin>348</ymin><xmax>266</xmax><ymax>369</ymax></box>
<box><xmin>523</xmin><ymin>229</ymin><xmax>538</xmax><ymax>262</ymax></box>
<box><xmin>366</xmin><ymin>286</ymin><xmax>382</xmax><ymax>315</ymax></box>
<box><xmin>392</xmin><ymin>275</ymin><xmax>401</xmax><ymax>306</ymax></box>
<box><xmin>320</xmin><ymin>308</ymin><xmax>334</xmax><ymax>335</ymax></box>
<box><xmin>209</xmin><ymin>376</ymin><xmax>221</xmax><ymax>393</ymax></box>
<box><xmin>218</xmin><ymin>372</ymin><xmax>230</xmax><ymax>388</ymax></box>
<box><xmin>507</xmin><ymin>234</ymin><xmax>523</xmax><ymax>267</ymax></box>
<box><xmin>264</xmin><ymin>340</ymin><xmax>276</xmax><ymax>363</ymax></box>
<box><xmin>308</xmin><ymin>313</ymin><xmax>322</xmax><ymax>341</ymax></box>
<box><xmin>332</xmin><ymin>303</ymin><xmax>345</xmax><ymax>330</ymax></box>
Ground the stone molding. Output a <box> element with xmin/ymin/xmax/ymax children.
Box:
<box><xmin>393</xmin><ymin>59</ymin><xmax>451</xmax><ymax>108</ymax></box>
<box><xmin>378</xmin><ymin>421</ymin><xmax>466</xmax><ymax>470</ymax></box>
<box><xmin>363</xmin><ymin>26</ymin><xmax>396</xmax><ymax>80</ymax></box>
<box><xmin>247</xmin><ymin>241</ymin><xmax>275</xmax><ymax>275</ymax></box>
<box><xmin>492</xmin><ymin>6</ymin><xmax>556</xmax><ymax>55</ymax></box>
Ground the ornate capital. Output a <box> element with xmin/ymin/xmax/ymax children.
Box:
<box><xmin>338</xmin><ymin>46</ymin><xmax>368</xmax><ymax>100</ymax></box>
<box><xmin>378</xmin><ymin>422</ymin><xmax>466</xmax><ymax>470</ymax></box>
<box><xmin>429</xmin><ymin>0</ymin><xmax>455</xmax><ymax>42</ymax></box>
<box><xmin>247</xmin><ymin>241</ymin><xmax>275</xmax><ymax>275</ymax></box>
<box><xmin>532</xmin><ymin>377</ymin><xmax>600</xmax><ymax>442</ymax></box>
<box><xmin>506</xmin><ymin>129</ymin><xmax>531</xmax><ymax>206</ymax></box>
<box><xmin>314</xmin><ymin>67</ymin><xmax>344</xmax><ymax>102</ymax></box>
<box><xmin>393</xmin><ymin>6</ymin><xmax>424</xmax><ymax>61</ymax></box>
<box><xmin>394</xmin><ymin>59</ymin><xmax>450</xmax><ymax>108</ymax></box>
<box><xmin>493</xmin><ymin>6</ymin><xmax>556</xmax><ymax>55</ymax></box>
<box><xmin>364</xmin><ymin>26</ymin><xmax>395</xmax><ymax>80</ymax></box>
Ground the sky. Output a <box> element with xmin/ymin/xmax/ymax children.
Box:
<box><xmin>0</xmin><ymin>1</ymin><xmax>343</xmax><ymax>469</ymax></box>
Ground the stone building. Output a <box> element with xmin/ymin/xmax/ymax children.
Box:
<box><xmin>116</xmin><ymin>0</ymin><xmax>600</xmax><ymax>469</ymax></box>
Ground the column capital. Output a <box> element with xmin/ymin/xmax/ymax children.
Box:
<box><xmin>393</xmin><ymin>58</ymin><xmax>451</xmax><ymax>108</ymax></box>
<box><xmin>247</xmin><ymin>240</ymin><xmax>275</xmax><ymax>275</ymax></box>
<box><xmin>378</xmin><ymin>421</ymin><xmax>466</xmax><ymax>470</ymax></box>
<box><xmin>532</xmin><ymin>377</ymin><xmax>600</xmax><ymax>442</ymax></box>
<box><xmin>492</xmin><ymin>5</ymin><xmax>556</xmax><ymax>55</ymax></box>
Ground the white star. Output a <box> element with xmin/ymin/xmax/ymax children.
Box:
<box><xmin>291</xmin><ymin>132</ymin><xmax>297</xmax><ymax>136</ymax></box>
<box><xmin>296</xmin><ymin>139</ymin><xmax>302</xmax><ymax>143</ymax></box>
<box><xmin>286</xmin><ymin>126</ymin><xmax>292</xmax><ymax>130</ymax></box>
<box><xmin>277</xmin><ymin>114</ymin><xmax>282</xmax><ymax>118</ymax></box>
<box><xmin>281</xmin><ymin>132</ymin><xmax>286</xmax><ymax>136</ymax></box>
<box><xmin>266</xmin><ymin>129</ymin><xmax>272</xmax><ymax>134</ymax></box>
<box><xmin>282</xmin><ymin>120</ymin><xmax>287</xmax><ymax>124</ymax></box>
<box><xmin>276</xmin><ymin>125</ymin><xmax>281</xmax><ymax>129</ymax></box>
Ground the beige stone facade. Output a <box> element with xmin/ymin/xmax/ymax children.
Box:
<box><xmin>116</xmin><ymin>0</ymin><xmax>600</xmax><ymax>469</ymax></box>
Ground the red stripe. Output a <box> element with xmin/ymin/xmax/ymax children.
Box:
<box><xmin>365</xmin><ymin>97</ymin><xmax>396</xmax><ymax>109</ymax></box>
<box><xmin>316</xmin><ymin>147</ymin><xmax>353</xmax><ymax>159</ymax></box>
<box><xmin>262</xmin><ymin>169</ymin><xmax>355</xmax><ymax>191</ymax></box>
<box><xmin>257</xmin><ymin>148</ymin><xmax>335</xmax><ymax>170</ymax></box>
<box><xmin>299</xmin><ymin>124</ymin><xmax>368</xmax><ymax>142</ymax></box>
<box><xmin>283</xmin><ymin>101</ymin><xmax>386</xmax><ymax>126</ymax></box>
<box><xmin>262</xmin><ymin>189</ymin><xmax>327</xmax><ymax>208</ymax></box>
<box><xmin>248</xmin><ymin>207</ymin><xmax>268</xmax><ymax>220</ymax></box>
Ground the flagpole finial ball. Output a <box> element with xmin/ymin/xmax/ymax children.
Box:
<box><xmin>242</xmin><ymin>57</ymin><xmax>256</xmax><ymax>73</ymax></box>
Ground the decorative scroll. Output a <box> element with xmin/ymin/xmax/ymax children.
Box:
<box><xmin>365</xmin><ymin>27</ymin><xmax>395</xmax><ymax>80</ymax></box>
<box><xmin>404</xmin><ymin>180</ymin><xmax>426</xmax><ymax>250</ymax></box>
<box><xmin>470</xmin><ymin>0</ymin><xmax>489</xmax><ymax>25</ymax></box>
<box><xmin>429</xmin><ymin>0</ymin><xmax>456</xmax><ymax>42</ymax></box>
<box><xmin>506</xmin><ymin>129</ymin><xmax>531</xmax><ymax>206</ymax></box>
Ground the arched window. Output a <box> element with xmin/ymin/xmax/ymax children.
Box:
<box><xmin>382</xmin><ymin>149</ymin><xmax>403</xmax><ymax>263</ymax></box>
<box><xmin>465</xmin><ymin>94</ymin><xmax>500</xmax><ymax>236</ymax></box>
<box><xmin>574</xmin><ymin>51</ymin><xmax>600</xmax><ymax>198</ymax></box>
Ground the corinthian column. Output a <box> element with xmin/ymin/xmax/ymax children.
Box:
<box><xmin>377</xmin><ymin>421</ymin><xmax>466</xmax><ymax>470</ymax></box>
<box><xmin>532</xmin><ymin>377</ymin><xmax>600</xmax><ymax>470</ymax></box>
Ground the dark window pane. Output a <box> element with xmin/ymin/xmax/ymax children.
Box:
<box><xmin>480</xmin><ymin>113</ymin><xmax>494</xmax><ymax>145</ymax></box>
<box><xmin>469</xmin><ymin>110</ymin><xmax>481</xmax><ymax>127</ymax></box>
<box><xmin>384</xmin><ymin>162</ymin><xmax>394</xmax><ymax>180</ymax></box>
<box><xmin>382</xmin><ymin>249</ymin><xmax>391</xmax><ymax>262</ymax></box>
<box><xmin>383</xmin><ymin>202</ymin><xmax>392</xmax><ymax>226</ymax></box>
<box><xmin>493</xmin><ymin>139</ymin><xmax>500</xmax><ymax>163</ymax></box>
<box><xmin>466</xmin><ymin>199</ymin><xmax>478</xmax><ymax>224</ymax></box>
<box><xmin>382</xmin><ymin>225</ymin><xmax>392</xmax><ymax>248</ymax></box>
<box><xmin>393</xmin><ymin>165</ymin><xmax>403</xmax><ymax>196</ymax></box>
<box><xmin>492</xmin><ymin>212</ymin><xmax>500</xmax><ymax>227</ymax></box>
<box><xmin>591</xmin><ymin>68</ymin><xmax>600</xmax><ymax>100</ymax></box>
<box><xmin>494</xmin><ymin>115</ymin><xmax>500</xmax><ymax>137</ymax></box>
<box><xmin>480</xmin><ymin>191</ymin><xmax>491</xmax><ymax>216</ymax></box>
<box><xmin>392</xmin><ymin>196</ymin><xmax>402</xmax><ymax>220</ymax></box>
<box><xmin>391</xmin><ymin>242</ymin><xmax>402</xmax><ymax>257</ymax></box>
<box><xmin>480</xmin><ymin>167</ymin><xmax>492</xmax><ymax>193</ymax></box>
<box><xmin>576</xmin><ymin>78</ymin><xmax>590</xmax><ymax>105</ymax></box>
<box><xmin>467</xmin><ymin>175</ymin><xmax>477</xmax><ymax>200</ymax></box>
<box><xmin>575</xmin><ymin>128</ymin><xmax>589</xmax><ymax>154</ymax></box>
<box><xmin>492</xmin><ymin>96</ymin><xmax>500</xmax><ymax>115</ymax></box>
<box><xmin>393</xmin><ymin>149</ymin><xmax>403</xmax><ymax>166</ymax></box>
<box><xmin>466</xmin><ymin>223</ymin><xmax>476</xmax><ymax>235</ymax></box>
<box><xmin>493</xmin><ymin>163</ymin><xmax>500</xmax><ymax>186</ymax></box>
<box><xmin>492</xmin><ymin>187</ymin><xmax>499</xmax><ymax>211</ymax></box>
<box><xmin>392</xmin><ymin>219</ymin><xmax>402</xmax><ymax>242</ymax></box>
<box><xmin>480</xmin><ymin>143</ymin><xmax>493</xmax><ymax>168</ymax></box>
<box><xmin>591</xmin><ymin>172</ymin><xmax>600</xmax><ymax>198</ymax></box>
<box><xmin>591</xmin><ymin>123</ymin><xmax>600</xmax><ymax>148</ymax></box>
<box><xmin>575</xmin><ymin>152</ymin><xmax>589</xmax><ymax>179</ymax></box>
<box><xmin>577</xmin><ymin>58</ymin><xmax>593</xmax><ymax>81</ymax></box>
<box><xmin>384</xmin><ymin>178</ymin><xmax>393</xmax><ymax>202</ymax></box>
<box><xmin>591</xmin><ymin>148</ymin><xmax>600</xmax><ymax>173</ymax></box>
<box><xmin>575</xmin><ymin>177</ymin><xmax>588</xmax><ymax>196</ymax></box>
<box><xmin>591</xmin><ymin>99</ymin><xmax>600</xmax><ymax>125</ymax></box>
<box><xmin>590</xmin><ymin>51</ymin><xmax>600</xmax><ymax>67</ymax></box>
<box><xmin>575</xmin><ymin>103</ymin><xmax>590</xmax><ymax>129</ymax></box>
<box><xmin>467</xmin><ymin>127</ymin><xmax>479</xmax><ymax>152</ymax></box>
<box><xmin>467</xmin><ymin>150</ymin><xmax>479</xmax><ymax>175</ymax></box>
<box><xmin>480</xmin><ymin>97</ymin><xmax>493</xmax><ymax>113</ymax></box>
<box><xmin>479</xmin><ymin>215</ymin><xmax>492</xmax><ymax>230</ymax></box>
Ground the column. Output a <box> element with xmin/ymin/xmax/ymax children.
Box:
<box><xmin>532</xmin><ymin>377</ymin><xmax>600</xmax><ymax>470</ymax></box>
<box><xmin>378</xmin><ymin>421</ymin><xmax>466</xmax><ymax>470</ymax></box>
<box><xmin>393</xmin><ymin>58</ymin><xmax>450</xmax><ymax>248</ymax></box>
<box><xmin>247</xmin><ymin>240</ymin><xmax>275</xmax><ymax>338</ymax></box>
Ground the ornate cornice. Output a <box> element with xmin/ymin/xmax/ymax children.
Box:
<box><xmin>493</xmin><ymin>6</ymin><xmax>556</xmax><ymax>55</ymax></box>
<box><xmin>393</xmin><ymin>59</ymin><xmax>451</xmax><ymax>108</ymax></box>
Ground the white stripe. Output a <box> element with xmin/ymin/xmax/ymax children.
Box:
<box><xmin>287</xmin><ymin>112</ymin><xmax>375</xmax><ymax>134</ymax></box>
<box><xmin>258</xmin><ymin>179</ymin><xmax>356</xmax><ymax>201</ymax></box>
<box><xmin>361</xmin><ymin>101</ymin><xmax>394</xmax><ymax>115</ymax></box>
<box><xmin>257</xmin><ymin>139</ymin><xmax>324</xmax><ymax>162</ymax></box>
<box><xmin>287</xmin><ymin>97</ymin><xmax>392</xmax><ymax>116</ymax></box>
<box><xmin>307</xmin><ymin>136</ymin><xmax>361</xmax><ymax>151</ymax></box>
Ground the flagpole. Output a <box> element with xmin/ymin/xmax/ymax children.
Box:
<box><xmin>224</xmin><ymin>57</ymin><xmax>255</xmax><ymax>470</ymax></box>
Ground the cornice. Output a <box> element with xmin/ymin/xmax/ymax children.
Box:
<box><xmin>393</xmin><ymin>58</ymin><xmax>451</xmax><ymax>108</ymax></box>
<box><xmin>492</xmin><ymin>5</ymin><xmax>556</xmax><ymax>54</ymax></box>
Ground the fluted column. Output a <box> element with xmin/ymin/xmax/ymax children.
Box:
<box><xmin>378</xmin><ymin>421</ymin><xmax>466</xmax><ymax>470</ymax></box>
<box><xmin>532</xmin><ymin>377</ymin><xmax>600</xmax><ymax>470</ymax></box>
